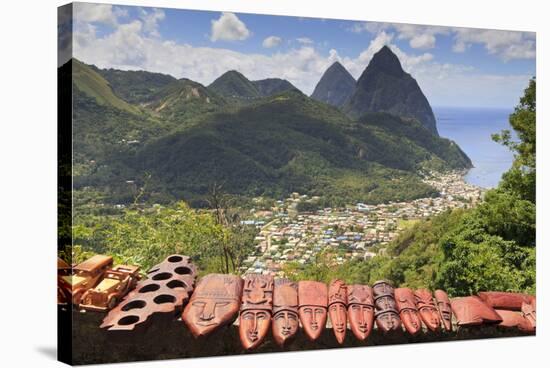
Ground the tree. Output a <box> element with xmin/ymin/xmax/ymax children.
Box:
<box><xmin>493</xmin><ymin>78</ymin><xmax>536</xmax><ymax>203</ymax></box>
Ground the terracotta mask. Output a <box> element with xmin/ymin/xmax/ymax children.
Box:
<box><xmin>434</xmin><ymin>289</ymin><xmax>453</xmax><ymax>332</ymax></box>
<box><xmin>395</xmin><ymin>288</ymin><xmax>422</xmax><ymax>335</ymax></box>
<box><xmin>414</xmin><ymin>289</ymin><xmax>441</xmax><ymax>332</ymax></box>
<box><xmin>182</xmin><ymin>273</ymin><xmax>243</xmax><ymax>337</ymax></box>
<box><xmin>347</xmin><ymin>284</ymin><xmax>374</xmax><ymax>341</ymax></box>
<box><xmin>298</xmin><ymin>281</ymin><xmax>328</xmax><ymax>341</ymax></box>
<box><xmin>521</xmin><ymin>297</ymin><xmax>536</xmax><ymax>330</ymax></box>
<box><xmin>239</xmin><ymin>274</ymin><xmax>274</xmax><ymax>349</ymax></box>
<box><xmin>328</xmin><ymin>279</ymin><xmax>347</xmax><ymax>344</ymax></box>
<box><xmin>450</xmin><ymin>296</ymin><xmax>502</xmax><ymax>326</ymax></box>
<box><xmin>272</xmin><ymin>278</ymin><xmax>299</xmax><ymax>347</ymax></box>
<box><xmin>372</xmin><ymin>280</ymin><xmax>401</xmax><ymax>333</ymax></box>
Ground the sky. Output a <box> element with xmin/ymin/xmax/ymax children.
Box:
<box><xmin>61</xmin><ymin>2</ymin><xmax>536</xmax><ymax>108</ymax></box>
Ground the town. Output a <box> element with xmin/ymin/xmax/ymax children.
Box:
<box><xmin>240</xmin><ymin>171</ymin><xmax>484</xmax><ymax>276</ymax></box>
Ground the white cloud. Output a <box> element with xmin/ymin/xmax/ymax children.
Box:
<box><xmin>73</xmin><ymin>3</ymin><xmax>122</xmax><ymax>27</ymax></box>
<box><xmin>296</xmin><ymin>37</ymin><xmax>314</xmax><ymax>45</ymax></box>
<box><xmin>393</xmin><ymin>24</ymin><xmax>449</xmax><ymax>49</ymax></box>
<box><xmin>349</xmin><ymin>20</ymin><xmax>534</xmax><ymax>59</ymax></box>
<box><xmin>453</xmin><ymin>28</ymin><xmax>535</xmax><ymax>60</ymax></box>
<box><xmin>139</xmin><ymin>8</ymin><xmax>165</xmax><ymax>37</ymax></box>
<box><xmin>262</xmin><ymin>36</ymin><xmax>282</xmax><ymax>48</ymax></box>
<box><xmin>210</xmin><ymin>12</ymin><xmax>250</xmax><ymax>42</ymax></box>
<box><xmin>349</xmin><ymin>22</ymin><xmax>389</xmax><ymax>34</ymax></box>
<box><xmin>353</xmin><ymin>22</ymin><xmax>449</xmax><ymax>49</ymax></box>
<box><xmin>73</xmin><ymin>13</ymin><xmax>533</xmax><ymax>107</ymax></box>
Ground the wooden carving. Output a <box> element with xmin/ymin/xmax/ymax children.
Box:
<box><xmin>328</xmin><ymin>279</ymin><xmax>347</xmax><ymax>344</ymax></box>
<box><xmin>347</xmin><ymin>285</ymin><xmax>374</xmax><ymax>341</ymax></box>
<box><xmin>434</xmin><ymin>289</ymin><xmax>453</xmax><ymax>332</ymax></box>
<box><xmin>495</xmin><ymin>309</ymin><xmax>534</xmax><ymax>333</ymax></box>
<box><xmin>478</xmin><ymin>291</ymin><xmax>535</xmax><ymax>311</ymax></box>
<box><xmin>239</xmin><ymin>274</ymin><xmax>274</xmax><ymax>349</ymax></box>
<box><xmin>372</xmin><ymin>280</ymin><xmax>401</xmax><ymax>333</ymax></box>
<box><xmin>521</xmin><ymin>297</ymin><xmax>536</xmax><ymax>330</ymax></box>
<box><xmin>272</xmin><ymin>278</ymin><xmax>299</xmax><ymax>347</ymax></box>
<box><xmin>451</xmin><ymin>296</ymin><xmax>503</xmax><ymax>326</ymax></box>
<box><xmin>395</xmin><ymin>288</ymin><xmax>422</xmax><ymax>335</ymax></box>
<box><xmin>298</xmin><ymin>281</ymin><xmax>328</xmax><ymax>341</ymax></box>
<box><xmin>414</xmin><ymin>289</ymin><xmax>441</xmax><ymax>332</ymax></box>
<box><xmin>182</xmin><ymin>273</ymin><xmax>243</xmax><ymax>338</ymax></box>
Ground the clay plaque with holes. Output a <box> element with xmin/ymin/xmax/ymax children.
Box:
<box><xmin>239</xmin><ymin>274</ymin><xmax>273</xmax><ymax>349</ymax></box>
<box><xmin>328</xmin><ymin>279</ymin><xmax>347</xmax><ymax>344</ymax></box>
<box><xmin>414</xmin><ymin>289</ymin><xmax>441</xmax><ymax>332</ymax></box>
<box><xmin>182</xmin><ymin>273</ymin><xmax>243</xmax><ymax>338</ymax></box>
<box><xmin>434</xmin><ymin>289</ymin><xmax>453</xmax><ymax>332</ymax></box>
<box><xmin>101</xmin><ymin>255</ymin><xmax>196</xmax><ymax>331</ymax></box>
<box><xmin>347</xmin><ymin>284</ymin><xmax>374</xmax><ymax>341</ymax></box>
<box><xmin>372</xmin><ymin>280</ymin><xmax>401</xmax><ymax>333</ymax></box>
<box><xmin>272</xmin><ymin>278</ymin><xmax>299</xmax><ymax>347</ymax></box>
<box><xmin>298</xmin><ymin>281</ymin><xmax>328</xmax><ymax>341</ymax></box>
<box><xmin>395</xmin><ymin>288</ymin><xmax>422</xmax><ymax>335</ymax></box>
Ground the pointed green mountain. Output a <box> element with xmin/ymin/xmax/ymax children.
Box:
<box><xmin>311</xmin><ymin>61</ymin><xmax>356</xmax><ymax>107</ymax></box>
<box><xmin>208</xmin><ymin>70</ymin><xmax>299</xmax><ymax>101</ymax></box>
<box><xmin>343</xmin><ymin>46</ymin><xmax>439</xmax><ymax>136</ymax></box>
<box><xmin>144</xmin><ymin>78</ymin><xmax>227</xmax><ymax>123</ymax></box>
<box><xmin>208</xmin><ymin>70</ymin><xmax>260</xmax><ymax>99</ymax></box>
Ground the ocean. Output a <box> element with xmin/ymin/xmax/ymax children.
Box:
<box><xmin>434</xmin><ymin>106</ymin><xmax>515</xmax><ymax>189</ymax></box>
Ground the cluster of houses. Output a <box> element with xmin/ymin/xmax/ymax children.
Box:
<box><xmin>240</xmin><ymin>171</ymin><xmax>484</xmax><ymax>276</ymax></box>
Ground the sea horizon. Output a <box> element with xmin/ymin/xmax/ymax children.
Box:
<box><xmin>434</xmin><ymin>105</ymin><xmax>515</xmax><ymax>189</ymax></box>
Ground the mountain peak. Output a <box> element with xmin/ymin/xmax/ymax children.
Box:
<box><xmin>366</xmin><ymin>45</ymin><xmax>404</xmax><ymax>77</ymax></box>
<box><xmin>311</xmin><ymin>61</ymin><xmax>356</xmax><ymax>107</ymax></box>
<box><xmin>343</xmin><ymin>46</ymin><xmax>439</xmax><ymax>136</ymax></box>
<box><xmin>208</xmin><ymin>70</ymin><xmax>259</xmax><ymax>99</ymax></box>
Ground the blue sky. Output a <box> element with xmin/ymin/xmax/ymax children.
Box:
<box><xmin>66</xmin><ymin>2</ymin><xmax>536</xmax><ymax>108</ymax></box>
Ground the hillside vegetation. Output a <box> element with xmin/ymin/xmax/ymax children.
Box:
<box><xmin>287</xmin><ymin>79</ymin><xmax>536</xmax><ymax>296</ymax></box>
<box><xmin>68</xmin><ymin>58</ymin><xmax>471</xmax><ymax>206</ymax></box>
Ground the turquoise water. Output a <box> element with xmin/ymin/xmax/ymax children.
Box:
<box><xmin>435</xmin><ymin>106</ymin><xmax>515</xmax><ymax>188</ymax></box>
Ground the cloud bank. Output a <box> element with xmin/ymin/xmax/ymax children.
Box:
<box><xmin>70</xmin><ymin>4</ymin><xmax>534</xmax><ymax>107</ymax></box>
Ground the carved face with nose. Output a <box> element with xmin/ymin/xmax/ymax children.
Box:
<box><xmin>238</xmin><ymin>275</ymin><xmax>273</xmax><ymax>350</ymax></box>
<box><xmin>182</xmin><ymin>274</ymin><xmax>243</xmax><ymax>338</ymax></box>
<box><xmin>328</xmin><ymin>279</ymin><xmax>347</xmax><ymax>344</ymax></box>
<box><xmin>240</xmin><ymin>310</ymin><xmax>270</xmax><ymax>345</ymax></box>
<box><xmin>414</xmin><ymin>289</ymin><xmax>441</xmax><ymax>332</ymax></box>
<box><xmin>298</xmin><ymin>281</ymin><xmax>328</xmax><ymax>341</ymax></box>
<box><xmin>272</xmin><ymin>279</ymin><xmax>299</xmax><ymax>346</ymax></box>
<box><xmin>347</xmin><ymin>285</ymin><xmax>374</xmax><ymax>341</ymax></box>
<box><xmin>395</xmin><ymin>287</ymin><xmax>422</xmax><ymax>335</ymax></box>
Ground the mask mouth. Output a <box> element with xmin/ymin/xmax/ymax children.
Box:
<box><xmin>197</xmin><ymin>320</ymin><xmax>217</xmax><ymax>326</ymax></box>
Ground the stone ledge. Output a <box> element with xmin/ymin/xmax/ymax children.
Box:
<box><xmin>61</xmin><ymin>308</ymin><xmax>534</xmax><ymax>365</ymax></box>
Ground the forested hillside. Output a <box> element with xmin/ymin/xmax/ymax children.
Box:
<box><xmin>286</xmin><ymin>79</ymin><xmax>536</xmax><ymax>296</ymax></box>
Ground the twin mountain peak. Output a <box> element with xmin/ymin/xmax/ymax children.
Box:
<box><xmin>312</xmin><ymin>46</ymin><xmax>438</xmax><ymax>136</ymax></box>
<box><xmin>198</xmin><ymin>46</ymin><xmax>438</xmax><ymax>136</ymax></box>
<box><xmin>74</xmin><ymin>45</ymin><xmax>438</xmax><ymax>136</ymax></box>
<box><xmin>66</xmin><ymin>46</ymin><xmax>471</xmax><ymax>205</ymax></box>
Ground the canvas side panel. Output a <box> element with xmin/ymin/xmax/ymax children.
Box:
<box><xmin>58</xmin><ymin>3</ymin><xmax>73</xmax><ymax>366</ymax></box>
